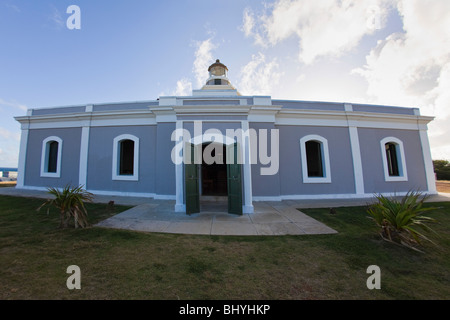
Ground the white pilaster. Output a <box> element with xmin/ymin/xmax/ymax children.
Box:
<box><xmin>16</xmin><ymin>127</ymin><xmax>29</xmax><ymax>188</ymax></box>
<box><xmin>175</xmin><ymin>120</ymin><xmax>185</xmax><ymax>212</ymax></box>
<box><xmin>242</xmin><ymin>120</ymin><xmax>254</xmax><ymax>213</ymax></box>
<box><xmin>79</xmin><ymin>126</ymin><xmax>90</xmax><ymax>188</ymax></box>
<box><xmin>348</xmin><ymin>126</ymin><xmax>365</xmax><ymax>195</ymax></box>
<box><xmin>78</xmin><ymin>105</ymin><xmax>92</xmax><ymax>188</ymax></box>
<box><xmin>419</xmin><ymin>129</ymin><xmax>437</xmax><ymax>193</ymax></box>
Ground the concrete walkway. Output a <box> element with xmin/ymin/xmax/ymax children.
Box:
<box><xmin>2</xmin><ymin>187</ymin><xmax>450</xmax><ymax>236</ymax></box>
<box><xmin>95</xmin><ymin>200</ymin><xmax>339</xmax><ymax>236</ymax></box>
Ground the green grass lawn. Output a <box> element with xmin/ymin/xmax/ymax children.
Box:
<box><xmin>0</xmin><ymin>195</ymin><xmax>449</xmax><ymax>300</ymax></box>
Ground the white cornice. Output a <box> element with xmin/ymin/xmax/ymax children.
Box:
<box><xmin>149</xmin><ymin>106</ymin><xmax>177</xmax><ymax>122</ymax></box>
<box><xmin>248</xmin><ymin>105</ymin><xmax>282</xmax><ymax>122</ymax></box>
<box><xmin>276</xmin><ymin>109</ymin><xmax>434</xmax><ymax>130</ymax></box>
<box><xmin>15</xmin><ymin>109</ymin><xmax>157</xmax><ymax>129</ymax></box>
<box><xmin>172</xmin><ymin>104</ymin><xmax>251</xmax><ymax>114</ymax></box>
<box><xmin>14</xmin><ymin>103</ymin><xmax>434</xmax><ymax>131</ymax></box>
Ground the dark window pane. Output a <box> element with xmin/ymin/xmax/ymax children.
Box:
<box><xmin>385</xmin><ymin>143</ymin><xmax>399</xmax><ymax>176</ymax></box>
<box><xmin>306</xmin><ymin>140</ymin><xmax>324</xmax><ymax>177</ymax></box>
<box><xmin>214</xmin><ymin>79</ymin><xmax>221</xmax><ymax>85</ymax></box>
<box><xmin>47</xmin><ymin>141</ymin><xmax>58</xmax><ymax>173</ymax></box>
<box><xmin>120</xmin><ymin>140</ymin><xmax>134</xmax><ymax>175</ymax></box>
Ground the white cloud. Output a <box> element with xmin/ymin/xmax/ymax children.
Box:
<box><xmin>237</xmin><ymin>52</ymin><xmax>283</xmax><ymax>95</ymax></box>
<box><xmin>353</xmin><ymin>0</ymin><xmax>450</xmax><ymax>159</ymax></box>
<box><xmin>49</xmin><ymin>6</ymin><xmax>65</xmax><ymax>29</ymax></box>
<box><xmin>166</xmin><ymin>37</ymin><xmax>217</xmax><ymax>96</ymax></box>
<box><xmin>0</xmin><ymin>151</ymin><xmax>19</xmax><ymax>168</ymax></box>
<box><xmin>193</xmin><ymin>38</ymin><xmax>216</xmax><ymax>88</ymax></box>
<box><xmin>0</xmin><ymin>127</ymin><xmax>20</xmax><ymax>141</ymax></box>
<box><xmin>0</xmin><ymin>98</ymin><xmax>28</xmax><ymax>112</ymax></box>
<box><xmin>5</xmin><ymin>3</ymin><xmax>21</xmax><ymax>13</ymax></box>
<box><xmin>173</xmin><ymin>78</ymin><xmax>192</xmax><ymax>96</ymax></box>
<box><xmin>243</xmin><ymin>0</ymin><xmax>393</xmax><ymax>64</ymax></box>
<box><xmin>242</xmin><ymin>8</ymin><xmax>255</xmax><ymax>38</ymax></box>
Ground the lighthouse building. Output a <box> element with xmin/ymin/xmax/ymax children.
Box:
<box><xmin>15</xmin><ymin>60</ymin><xmax>436</xmax><ymax>214</ymax></box>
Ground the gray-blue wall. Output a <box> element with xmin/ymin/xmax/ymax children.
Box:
<box><xmin>277</xmin><ymin>125</ymin><xmax>356</xmax><ymax>195</ymax></box>
<box><xmin>22</xmin><ymin>122</ymin><xmax>430</xmax><ymax>199</ymax></box>
<box><xmin>358</xmin><ymin>128</ymin><xmax>428</xmax><ymax>193</ymax></box>
<box><xmin>86</xmin><ymin>125</ymin><xmax>157</xmax><ymax>194</ymax></box>
<box><xmin>24</xmin><ymin>128</ymin><xmax>81</xmax><ymax>188</ymax></box>
<box><xmin>155</xmin><ymin>123</ymin><xmax>176</xmax><ymax>196</ymax></box>
<box><xmin>249</xmin><ymin>122</ymin><xmax>281</xmax><ymax>197</ymax></box>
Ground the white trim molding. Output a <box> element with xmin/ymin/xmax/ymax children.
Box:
<box><xmin>241</xmin><ymin>120</ymin><xmax>254</xmax><ymax>214</ymax></box>
<box><xmin>253</xmin><ymin>190</ymin><xmax>437</xmax><ymax>201</ymax></box>
<box><xmin>300</xmin><ymin>135</ymin><xmax>331</xmax><ymax>184</ymax></box>
<box><xmin>175</xmin><ymin>121</ymin><xmax>184</xmax><ymax>212</ymax></box>
<box><xmin>112</xmin><ymin>134</ymin><xmax>140</xmax><ymax>181</ymax></box>
<box><xmin>79</xmin><ymin>126</ymin><xmax>90</xmax><ymax>188</ymax></box>
<box><xmin>40</xmin><ymin>136</ymin><xmax>63</xmax><ymax>178</ymax></box>
<box><xmin>16</xmin><ymin>128</ymin><xmax>29</xmax><ymax>188</ymax></box>
<box><xmin>348</xmin><ymin>126</ymin><xmax>365</xmax><ymax>195</ymax></box>
<box><xmin>380</xmin><ymin>137</ymin><xmax>408</xmax><ymax>182</ymax></box>
<box><xmin>419</xmin><ymin>129</ymin><xmax>437</xmax><ymax>193</ymax></box>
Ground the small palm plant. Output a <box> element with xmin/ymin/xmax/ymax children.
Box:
<box><xmin>38</xmin><ymin>185</ymin><xmax>94</xmax><ymax>229</ymax></box>
<box><xmin>367</xmin><ymin>191</ymin><xmax>438</xmax><ymax>251</ymax></box>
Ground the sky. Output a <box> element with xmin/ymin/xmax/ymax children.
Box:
<box><xmin>1</xmin><ymin>0</ymin><xmax>450</xmax><ymax>168</ymax></box>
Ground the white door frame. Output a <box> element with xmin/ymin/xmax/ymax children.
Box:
<box><xmin>174</xmin><ymin>120</ymin><xmax>254</xmax><ymax>213</ymax></box>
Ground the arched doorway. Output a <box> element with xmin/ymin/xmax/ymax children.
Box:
<box><xmin>184</xmin><ymin>141</ymin><xmax>242</xmax><ymax>215</ymax></box>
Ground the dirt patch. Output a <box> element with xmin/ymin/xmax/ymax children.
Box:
<box><xmin>0</xmin><ymin>181</ymin><xmax>17</xmax><ymax>188</ymax></box>
<box><xmin>436</xmin><ymin>181</ymin><xmax>450</xmax><ymax>193</ymax></box>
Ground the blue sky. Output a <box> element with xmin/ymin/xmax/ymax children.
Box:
<box><xmin>1</xmin><ymin>0</ymin><xmax>450</xmax><ymax>167</ymax></box>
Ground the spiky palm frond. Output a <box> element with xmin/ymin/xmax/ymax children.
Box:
<box><xmin>367</xmin><ymin>191</ymin><xmax>439</xmax><ymax>250</ymax></box>
<box><xmin>37</xmin><ymin>185</ymin><xmax>93</xmax><ymax>228</ymax></box>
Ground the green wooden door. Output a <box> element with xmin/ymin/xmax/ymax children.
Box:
<box><xmin>185</xmin><ymin>143</ymin><xmax>200</xmax><ymax>215</ymax></box>
<box><xmin>227</xmin><ymin>143</ymin><xmax>243</xmax><ymax>215</ymax></box>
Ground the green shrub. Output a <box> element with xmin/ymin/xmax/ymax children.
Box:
<box><xmin>433</xmin><ymin>160</ymin><xmax>450</xmax><ymax>180</ymax></box>
<box><xmin>37</xmin><ymin>185</ymin><xmax>93</xmax><ymax>228</ymax></box>
<box><xmin>367</xmin><ymin>191</ymin><xmax>438</xmax><ymax>251</ymax></box>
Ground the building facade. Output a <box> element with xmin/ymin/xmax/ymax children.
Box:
<box><xmin>15</xmin><ymin>60</ymin><xmax>437</xmax><ymax>214</ymax></box>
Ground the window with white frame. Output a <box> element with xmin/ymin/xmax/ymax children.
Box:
<box><xmin>380</xmin><ymin>137</ymin><xmax>408</xmax><ymax>182</ymax></box>
<box><xmin>112</xmin><ymin>134</ymin><xmax>139</xmax><ymax>181</ymax></box>
<box><xmin>40</xmin><ymin>136</ymin><xmax>62</xmax><ymax>178</ymax></box>
<box><xmin>300</xmin><ymin>135</ymin><xmax>331</xmax><ymax>183</ymax></box>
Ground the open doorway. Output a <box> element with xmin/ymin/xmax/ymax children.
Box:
<box><xmin>184</xmin><ymin>142</ymin><xmax>242</xmax><ymax>215</ymax></box>
<box><xmin>201</xmin><ymin>142</ymin><xmax>228</xmax><ymax>196</ymax></box>
<box><xmin>200</xmin><ymin>142</ymin><xmax>228</xmax><ymax>213</ymax></box>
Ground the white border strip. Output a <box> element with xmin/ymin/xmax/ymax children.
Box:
<box><xmin>16</xmin><ymin>129</ymin><xmax>29</xmax><ymax>188</ymax></box>
<box><xmin>419</xmin><ymin>129</ymin><xmax>437</xmax><ymax>193</ymax></box>
<box><xmin>299</xmin><ymin>135</ymin><xmax>331</xmax><ymax>184</ymax></box>
<box><xmin>112</xmin><ymin>134</ymin><xmax>140</xmax><ymax>181</ymax></box>
<box><xmin>349</xmin><ymin>126</ymin><xmax>365</xmax><ymax>195</ymax></box>
<box><xmin>15</xmin><ymin>186</ymin><xmax>175</xmax><ymax>200</ymax></box>
<box><xmin>253</xmin><ymin>190</ymin><xmax>438</xmax><ymax>201</ymax></box>
<box><xmin>380</xmin><ymin>137</ymin><xmax>408</xmax><ymax>182</ymax></box>
<box><xmin>40</xmin><ymin>136</ymin><xmax>63</xmax><ymax>178</ymax></box>
<box><xmin>79</xmin><ymin>126</ymin><xmax>90</xmax><ymax>187</ymax></box>
<box><xmin>15</xmin><ymin>185</ymin><xmax>437</xmax><ymax>202</ymax></box>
